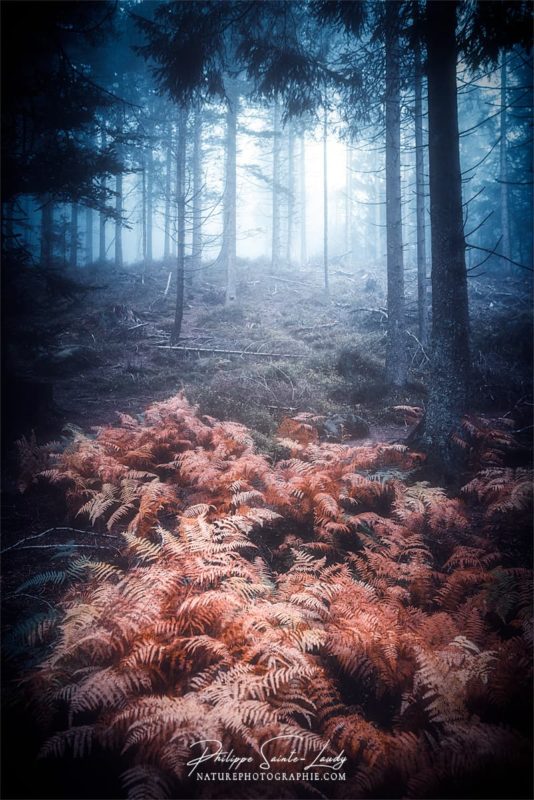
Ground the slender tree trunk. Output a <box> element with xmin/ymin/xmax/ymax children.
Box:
<box><xmin>323</xmin><ymin>102</ymin><xmax>329</xmax><ymax>294</ymax></box>
<box><xmin>384</xmin><ymin>2</ymin><xmax>406</xmax><ymax>386</ymax></box>
<box><xmin>141</xmin><ymin>155</ymin><xmax>147</xmax><ymax>281</ymax></box>
<box><xmin>146</xmin><ymin>140</ymin><xmax>153</xmax><ymax>265</ymax></box>
<box><xmin>374</xmin><ymin>170</ymin><xmax>382</xmax><ymax>264</ymax></box>
<box><xmin>500</xmin><ymin>51</ymin><xmax>511</xmax><ymax>270</ymax></box>
<box><xmin>286</xmin><ymin>119</ymin><xmax>294</xmax><ymax>265</ymax></box>
<box><xmin>272</xmin><ymin>99</ymin><xmax>281</xmax><ymax>273</ymax></box>
<box><xmin>164</xmin><ymin>124</ymin><xmax>172</xmax><ymax>262</ymax></box>
<box><xmin>300</xmin><ymin>135</ymin><xmax>307</xmax><ymax>267</ymax></box>
<box><xmin>40</xmin><ymin>197</ymin><xmax>54</xmax><ymax>268</ymax></box>
<box><xmin>191</xmin><ymin>108</ymin><xmax>203</xmax><ymax>286</ymax></box>
<box><xmin>172</xmin><ymin>107</ymin><xmax>187</xmax><ymax>342</ymax></box>
<box><xmin>421</xmin><ymin>0</ymin><xmax>470</xmax><ymax>469</ymax></box>
<box><xmin>224</xmin><ymin>81</ymin><xmax>238</xmax><ymax>304</ymax></box>
<box><xmin>85</xmin><ymin>207</ymin><xmax>93</xmax><ymax>265</ymax></box>
<box><xmin>69</xmin><ymin>203</ymin><xmax>78</xmax><ymax>269</ymax></box>
<box><xmin>115</xmin><ymin>171</ymin><xmax>123</xmax><ymax>268</ymax></box>
<box><xmin>415</xmin><ymin>47</ymin><xmax>428</xmax><ymax>345</ymax></box>
<box><xmin>345</xmin><ymin>140</ymin><xmax>352</xmax><ymax>268</ymax></box>
<box><xmin>99</xmin><ymin>128</ymin><xmax>106</xmax><ymax>264</ymax></box>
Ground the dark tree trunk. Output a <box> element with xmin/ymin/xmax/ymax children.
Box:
<box><xmin>146</xmin><ymin>140</ymin><xmax>153</xmax><ymax>265</ymax></box>
<box><xmin>191</xmin><ymin>108</ymin><xmax>203</xmax><ymax>285</ymax></box>
<box><xmin>99</xmin><ymin>127</ymin><xmax>106</xmax><ymax>264</ymax></box>
<box><xmin>414</xmin><ymin>46</ymin><xmax>428</xmax><ymax>345</ymax></box>
<box><xmin>286</xmin><ymin>118</ymin><xmax>294</xmax><ymax>265</ymax></box>
<box><xmin>344</xmin><ymin>140</ymin><xmax>352</xmax><ymax>269</ymax></box>
<box><xmin>323</xmin><ymin>101</ymin><xmax>329</xmax><ymax>294</ymax></box>
<box><xmin>384</xmin><ymin>1</ymin><xmax>406</xmax><ymax>386</ymax></box>
<box><xmin>224</xmin><ymin>81</ymin><xmax>238</xmax><ymax>304</ymax></box>
<box><xmin>271</xmin><ymin>99</ymin><xmax>281</xmax><ymax>273</ymax></box>
<box><xmin>85</xmin><ymin>207</ymin><xmax>93</xmax><ymax>265</ymax></box>
<box><xmin>164</xmin><ymin>124</ymin><xmax>173</xmax><ymax>262</ymax></box>
<box><xmin>172</xmin><ymin>107</ymin><xmax>187</xmax><ymax>343</ymax></box>
<box><xmin>421</xmin><ymin>0</ymin><xmax>471</xmax><ymax>469</ymax></box>
<box><xmin>40</xmin><ymin>197</ymin><xmax>54</xmax><ymax>268</ymax></box>
<box><xmin>69</xmin><ymin>203</ymin><xmax>78</xmax><ymax>269</ymax></box>
<box><xmin>500</xmin><ymin>51</ymin><xmax>511</xmax><ymax>269</ymax></box>
<box><xmin>115</xmin><ymin>171</ymin><xmax>123</xmax><ymax>269</ymax></box>
<box><xmin>141</xmin><ymin>155</ymin><xmax>147</xmax><ymax>281</ymax></box>
<box><xmin>300</xmin><ymin>135</ymin><xmax>307</xmax><ymax>267</ymax></box>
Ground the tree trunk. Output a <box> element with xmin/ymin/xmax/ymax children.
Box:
<box><xmin>172</xmin><ymin>107</ymin><xmax>187</xmax><ymax>343</ymax></box>
<box><xmin>40</xmin><ymin>197</ymin><xmax>54</xmax><ymax>268</ymax></box>
<box><xmin>286</xmin><ymin>118</ymin><xmax>294</xmax><ymax>265</ymax></box>
<box><xmin>323</xmin><ymin>102</ymin><xmax>329</xmax><ymax>294</ymax></box>
<box><xmin>344</xmin><ymin>139</ymin><xmax>352</xmax><ymax>268</ymax></box>
<box><xmin>415</xmin><ymin>46</ymin><xmax>428</xmax><ymax>345</ymax></box>
<box><xmin>384</xmin><ymin>1</ymin><xmax>406</xmax><ymax>386</ymax></box>
<box><xmin>272</xmin><ymin>99</ymin><xmax>281</xmax><ymax>273</ymax></box>
<box><xmin>146</xmin><ymin>140</ymin><xmax>153</xmax><ymax>265</ymax></box>
<box><xmin>85</xmin><ymin>207</ymin><xmax>93</xmax><ymax>265</ymax></box>
<box><xmin>500</xmin><ymin>51</ymin><xmax>511</xmax><ymax>270</ymax></box>
<box><xmin>69</xmin><ymin>203</ymin><xmax>78</xmax><ymax>269</ymax></box>
<box><xmin>141</xmin><ymin>155</ymin><xmax>147</xmax><ymax>281</ymax></box>
<box><xmin>224</xmin><ymin>82</ymin><xmax>238</xmax><ymax>304</ymax></box>
<box><xmin>115</xmin><ymin>171</ymin><xmax>123</xmax><ymax>268</ymax></box>
<box><xmin>421</xmin><ymin>0</ymin><xmax>471</xmax><ymax>469</ymax></box>
<box><xmin>300</xmin><ymin>135</ymin><xmax>307</xmax><ymax>267</ymax></box>
<box><xmin>164</xmin><ymin>124</ymin><xmax>172</xmax><ymax>262</ymax></box>
<box><xmin>99</xmin><ymin>128</ymin><xmax>106</xmax><ymax>264</ymax></box>
<box><xmin>192</xmin><ymin>108</ymin><xmax>203</xmax><ymax>286</ymax></box>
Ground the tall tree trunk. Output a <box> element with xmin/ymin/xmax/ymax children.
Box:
<box><xmin>146</xmin><ymin>140</ymin><xmax>153</xmax><ymax>265</ymax></box>
<box><xmin>40</xmin><ymin>197</ymin><xmax>54</xmax><ymax>268</ymax></box>
<box><xmin>69</xmin><ymin>203</ymin><xmax>78</xmax><ymax>269</ymax></box>
<box><xmin>115</xmin><ymin>171</ymin><xmax>123</xmax><ymax>268</ymax></box>
<box><xmin>141</xmin><ymin>155</ymin><xmax>147</xmax><ymax>281</ymax></box>
<box><xmin>85</xmin><ymin>207</ymin><xmax>93</xmax><ymax>265</ymax></box>
<box><xmin>374</xmin><ymin>170</ymin><xmax>382</xmax><ymax>264</ymax></box>
<box><xmin>384</xmin><ymin>1</ymin><xmax>406</xmax><ymax>386</ymax></box>
<box><xmin>99</xmin><ymin>127</ymin><xmax>106</xmax><ymax>264</ymax></box>
<box><xmin>271</xmin><ymin>99</ymin><xmax>281</xmax><ymax>273</ymax></box>
<box><xmin>286</xmin><ymin>118</ymin><xmax>294</xmax><ymax>265</ymax></box>
<box><xmin>300</xmin><ymin>135</ymin><xmax>307</xmax><ymax>267</ymax></box>
<box><xmin>415</xmin><ymin>46</ymin><xmax>428</xmax><ymax>345</ymax></box>
<box><xmin>172</xmin><ymin>107</ymin><xmax>187</xmax><ymax>342</ymax></box>
<box><xmin>500</xmin><ymin>51</ymin><xmax>511</xmax><ymax>270</ymax></box>
<box><xmin>224</xmin><ymin>81</ymin><xmax>238</xmax><ymax>304</ymax></box>
<box><xmin>421</xmin><ymin>0</ymin><xmax>470</xmax><ymax>468</ymax></box>
<box><xmin>164</xmin><ymin>124</ymin><xmax>172</xmax><ymax>262</ymax></box>
<box><xmin>344</xmin><ymin>140</ymin><xmax>352</xmax><ymax>268</ymax></box>
<box><xmin>323</xmin><ymin>102</ymin><xmax>329</xmax><ymax>294</ymax></box>
<box><xmin>192</xmin><ymin>108</ymin><xmax>203</xmax><ymax>286</ymax></box>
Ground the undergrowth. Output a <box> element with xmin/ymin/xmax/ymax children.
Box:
<box><xmin>7</xmin><ymin>393</ymin><xmax>533</xmax><ymax>799</ymax></box>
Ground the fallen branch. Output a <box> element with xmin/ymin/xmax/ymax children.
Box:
<box><xmin>350</xmin><ymin>307</ymin><xmax>388</xmax><ymax>318</ymax></box>
<box><xmin>153</xmin><ymin>345</ymin><xmax>304</xmax><ymax>359</ymax></box>
<box><xmin>292</xmin><ymin>322</ymin><xmax>337</xmax><ymax>333</ymax></box>
<box><xmin>265</xmin><ymin>274</ymin><xmax>318</xmax><ymax>287</ymax></box>
<box><xmin>1</xmin><ymin>527</ymin><xmax>121</xmax><ymax>555</ymax></box>
<box><xmin>127</xmin><ymin>322</ymin><xmax>150</xmax><ymax>331</ymax></box>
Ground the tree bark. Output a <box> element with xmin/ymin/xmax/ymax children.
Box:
<box><xmin>300</xmin><ymin>135</ymin><xmax>307</xmax><ymax>267</ymax></box>
<box><xmin>500</xmin><ymin>51</ymin><xmax>511</xmax><ymax>270</ymax></box>
<box><xmin>146</xmin><ymin>138</ymin><xmax>153</xmax><ymax>265</ymax></box>
<box><xmin>172</xmin><ymin>107</ymin><xmax>187</xmax><ymax>343</ymax></box>
<box><xmin>224</xmin><ymin>81</ymin><xmax>238</xmax><ymax>304</ymax></box>
<box><xmin>421</xmin><ymin>0</ymin><xmax>471</xmax><ymax>469</ymax></box>
<box><xmin>286</xmin><ymin>118</ymin><xmax>294</xmax><ymax>265</ymax></box>
<box><xmin>271</xmin><ymin>99</ymin><xmax>281</xmax><ymax>273</ymax></box>
<box><xmin>384</xmin><ymin>1</ymin><xmax>406</xmax><ymax>386</ymax></box>
<box><xmin>40</xmin><ymin>197</ymin><xmax>54</xmax><ymax>268</ymax></box>
<box><xmin>191</xmin><ymin>108</ymin><xmax>203</xmax><ymax>286</ymax></box>
<box><xmin>69</xmin><ymin>203</ymin><xmax>78</xmax><ymax>269</ymax></box>
<box><xmin>323</xmin><ymin>101</ymin><xmax>329</xmax><ymax>294</ymax></box>
<box><xmin>164</xmin><ymin>124</ymin><xmax>173</xmax><ymax>262</ymax></box>
<box><xmin>115</xmin><ymin>171</ymin><xmax>123</xmax><ymax>269</ymax></box>
<box><xmin>414</xmin><ymin>46</ymin><xmax>428</xmax><ymax>345</ymax></box>
<box><xmin>141</xmin><ymin>154</ymin><xmax>147</xmax><ymax>281</ymax></box>
<box><xmin>99</xmin><ymin>127</ymin><xmax>106</xmax><ymax>264</ymax></box>
<box><xmin>85</xmin><ymin>207</ymin><xmax>93</xmax><ymax>265</ymax></box>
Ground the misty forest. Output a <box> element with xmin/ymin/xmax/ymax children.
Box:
<box><xmin>1</xmin><ymin>1</ymin><xmax>533</xmax><ymax>799</ymax></box>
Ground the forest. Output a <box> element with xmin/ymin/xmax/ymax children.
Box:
<box><xmin>1</xmin><ymin>1</ymin><xmax>532</xmax><ymax>799</ymax></box>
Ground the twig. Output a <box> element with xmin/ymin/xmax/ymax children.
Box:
<box><xmin>127</xmin><ymin>322</ymin><xmax>150</xmax><ymax>331</ymax></box>
<box><xmin>351</xmin><ymin>307</ymin><xmax>388</xmax><ymax>318</ymax></box>
<box><xmin>163</xmin><ymin>271</ymin><xmax>172</xmax><ymax>297</ymax></box>
<box><xmin>292</xmin><ymin>322</ymin><xmax>337</xmax><ymax>332</ymax></box>
<box><xmin>153</xmin><ymin>346</ymin><xmax>304</xmax><ymax>359</ymax></box>
<box><xmin>406</xmin><ymin>330</ymin><xmax>430</xmax><ymax>363</ymax></box>
<box><xmin>1</xmin><ymin>527</ymin><xmax>120</xmax><ymax>555</ymax></box>
<box><xmin>8</xmin><ymin>543</ymin><xmax>120</xmax><ymax>553</ymax></box>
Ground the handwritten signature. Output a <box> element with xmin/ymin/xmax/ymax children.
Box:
<box><xmin>186</xmin><ymin>736</ymin><xmax>347</xmax><ymax>776</ymax></box>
